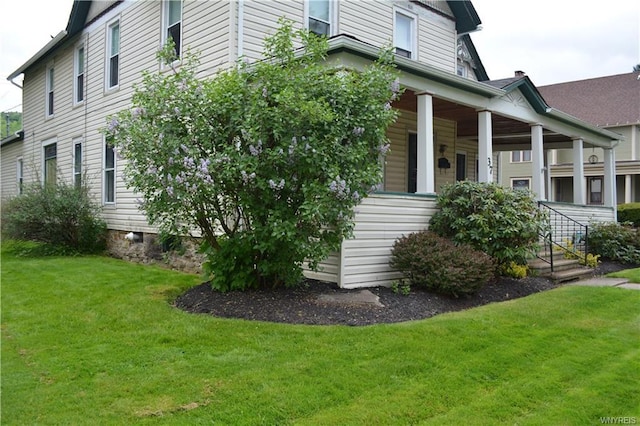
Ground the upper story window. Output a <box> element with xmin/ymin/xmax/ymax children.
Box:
<box><xmin>163</xmin><ymin>0</ymin><xmax>182</xmax><ymax>58</ymax></box>
<box><xmin>46</xmin><ymin>63</ymin><xmax>54</xmax><ymax>117</ymax></box>
<box><xmin>394</xmin><ymin>10</ymin><xmax>416</xmax><ymax>59</ymax></box>
<box><xmin>107</xmin><ymin>19</ymin><xmax>120</xmax><ymax>89</ymax></box>
<box><xmin>43</xmin><ymin>142</ymin><xmax>57</xmax><ymax>186</ymax></box>
<box><xmin>308</xmin><ymin>0</ymin><xmax>332</xmax><ymax>37</ymax></box>
<box><xmin>456</xmin><ymin>62</ymin><xmax>468</xmax><ymax>78</ymax></box>
<box><xmin>75</xmin><ymin>45</ymin><xmax>85</xmax><ymax>104</ymax></box>
<box><xmin>511</xmin><ymin>150</ymin><xmax>532</xmax><ymax>163</ymax></box>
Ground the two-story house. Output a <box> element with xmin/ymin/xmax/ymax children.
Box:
<box><xmin>499</xmin><ymin>71</ymin><xmax>640</xmax><ymax>206</ymax></box>
<box><xmin>2</xmin><ymin>0</ymin><xmax>622</xmax><ymax>288</ymax></box>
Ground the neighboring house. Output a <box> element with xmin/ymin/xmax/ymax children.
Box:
<box><xmin>499</xmin><ymin>71</ymin><xmax>640</xmax><ymax>206</ymax></box>
<box><xmin>2</xmin><ymin>0</ymin><xmax>622</xmax><ymax>288</ymax></box>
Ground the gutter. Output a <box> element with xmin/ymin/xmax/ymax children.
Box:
<box><xmin>7</xmin><ymin>30</ymin><xmax>68</xmax><ymax>87</ymax></box>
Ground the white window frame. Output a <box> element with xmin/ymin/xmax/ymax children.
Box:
<box><xmin>42</xmin><ymin>139</ymin><xmax>57</xmax><ymax>186</ymax></box>
<box><xmin>393</xmin><ymin>8</ymin><xmax>417</xmax><ymax>60</ymax></box>
<box><xmin>17</xmin><ymin>157</ymin><xmax>24</xmax><ymax>195</ymax></box>
<box><xmin>588</xmin><ymin>176</ymin><xmax>603</xmax><ymax>205</ymax></box>
<box><xmin>456</xmin><ymin>62</ymin><xmax>468</xmax><ymax>78</ymax></box>
<box><xmin>162</xmin><ymin>0</ymin><xmax>183</xmax><ymax>59</ymax></box>
<box><xmin>511</xmin><ymin>178</ymin><xmax>531</xmax><ymax>190</ymax></box>
<box><xmin>106</xmin><ymin>18</ymin><xmax>120</xmax><ymax>91</ymax></box>
<box><xmin>305</xmin><ymin>0</ymin><xmax>336</xmax><ymax>37</ymax></box>
<box><xmin>104</xmin><ymin>137</ymin><xmax>116</xmax><ymax>204</ymax></box>
<box><xmin>73</xmin><ymin>138</ymin><xmax>83</xmax><ymax>188</ymax></box>
<box><xmin>45</xmin><ymin>62</ymin><xmax>54</xmax><ymax>117</ymax></box>
<box><xmin>511</xmin><ymin>150</ymin><xmax>532</xmax><ymax>163</ymax></box>
<box><xmin>74</xmin><ymin>44</ymin><xmax>85</xmax><ymax>105</ymax></box>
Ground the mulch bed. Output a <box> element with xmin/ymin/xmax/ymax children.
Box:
<box><xmin>173</xmin><ymin>261</ymin><xmax>632</xmax><ymax>326</ymax></box>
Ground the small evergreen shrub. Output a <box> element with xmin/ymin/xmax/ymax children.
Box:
<box><xmin>588</xmin><ymin>222</ymin><xmax>640</xmax><ymax>264</ymax></box>
<box><xmin>499</xmin><ymin>262</ymin><xmax>529</xmax><ymax>279</ymax></box>
<box><xmin>429</xmin><ymin>181</ymin><xmax>546</xmax><ymax>268</ymax></box>
<box><xmin>617</xmin><ymin>203</ymin><xmax>640</xmax><ymax>227</ymax></box>
<box><xmin>390</xmin><ymin>230</ymin><xmax>495</xmax><ymax>297</ymax></box>
<box><xmin>1</xmin><ymin>182</ymin><xmax>107</xmax><ymax>254</ymax></box>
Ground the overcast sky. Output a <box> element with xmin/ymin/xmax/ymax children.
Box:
<box><xmin>1</xmin><ymin>0</ymin><xmax>639</xmax><ymax>113</ymax></box>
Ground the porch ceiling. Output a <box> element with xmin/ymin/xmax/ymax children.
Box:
<box><xmin>393</xmin><ymin>90</ymin><xmax>580</xmax><ymax>151</ymax></box>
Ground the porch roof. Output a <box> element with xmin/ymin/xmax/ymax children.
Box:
<box><xmin>327</xmin><ymin>36</ymin><xmax>623</xmax><ymax>151</ymax></box>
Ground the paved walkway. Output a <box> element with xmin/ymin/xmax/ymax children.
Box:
<box><xmin>568</xmin><ymin>277</ymin><xmax>640</xmax><ymax>290</ymax></box>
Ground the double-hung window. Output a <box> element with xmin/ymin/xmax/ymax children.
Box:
<box><xmin>308</xmin><ymin>0</ymin><xmax>332</xmax><ymax>37</ymax></box>
<box><xmin>107</xmin><ymin>19</ymin><xmax>120</xmax><ymax>89</ymax></box>
<box><xmin>46</xmin><ymin>64</ymin><xmax>54</xmax><ymax>116</ymax></box>
<box><xmin>104</xmin><ymin>138</ymin><xmax>116</xmax><ymax>204</ymax></box>
<box><xmin>163</xmin><ymin>0</ymin><xmax>182</xmax><ymax>58</ymax></box>
<box><xmin>394</xmin><ymin>10</ymin><xmax>416</xmax><ymax>59</ymax></box>
<box><xmin>511</xmin><ymin>150</ymin><xmax>532</xmax><ymax>163</ymax></box>
<box><xmin>75</xmin><ymin>45</ymin><xmax>85</xmax><ymax>104</ymax></box>
<box><xmin>43</xmin><ymin>142</ymin><xmax>57</xmax><ymax>186</ymax></box>
<box><xmin>73</xmin><ymin>139</ymin><xmax>83</xmax><ymax>188</ymax></box>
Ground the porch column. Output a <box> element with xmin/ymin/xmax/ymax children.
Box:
<box><xmin>545</xmin><ymin>149</ymin><xmax>553</xmax><ymax>200</ymax></box>
<box><xmin>477</xmin><ymin>110</ymin><xmax>492</xmax><ymax>183</ymax></box>
<box><xmin>531</xmin><ymin>124</ymin><xmax>545</xmax><ymax>200</ymax></box>
<box><xmin>603</xmin><ymin>147</ymin><xmax>616</xmax><ymax>208</ymax></box>
<box><xmin>572</xmin><ymin>139</ymin><xmax>586</xmax><ymax>205</ymax></box>
<box><xmin>625</xmin><ymin>174</ymin><xmax>632</xmax><ymax>204</ymax></box>
<box><xmin>416</xmin><ymin>93</ymin><xmax>435</xmax><ymax>193</ymax></box>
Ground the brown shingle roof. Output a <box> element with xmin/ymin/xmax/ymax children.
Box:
<box><xmin>538</xmin><ymin>72</ymin><xmax>640</xmax><ymax>127</ymax></box>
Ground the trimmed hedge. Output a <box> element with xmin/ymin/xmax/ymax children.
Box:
<box><xmin>617</xmin><ymin>203</ymin><xmax>640</xmax><ymax>227</ymax></box>
<box><xmin>588</xmin><ymin>222</ymin><xmax>640</xmax><ymax>264</ymax></box>
<box><xmin>390</xmin><ymin>230</ymin><xmax>495</xmax><ymax>297</ymax></box>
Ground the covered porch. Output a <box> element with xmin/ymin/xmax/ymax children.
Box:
<box><xmin>306</xmin><ymin>36</ymin><xmax>623</xmax><ymax>289</ymax></box>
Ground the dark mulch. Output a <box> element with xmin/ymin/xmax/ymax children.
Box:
<box><xmin>173</xmin><ymin>261</ymin><xmax>633</xmax><ymax>326</ymax></box>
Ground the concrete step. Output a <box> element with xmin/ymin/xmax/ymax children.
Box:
<box><xmin>528</xmin><ymin>257</ymin><xmax>583</xmax><ymax>275</ymax></box>
<box><xmin>550</xmin><ymin>266</ymin><xmax>594</xmax><ymax>284</ymax></box>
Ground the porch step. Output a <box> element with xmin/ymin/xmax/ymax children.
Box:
<box><xmin>550</xmin><ymin>266</ymin><xmax>594</xmax><ymax>284</ymax></box>
<box><xmin>528</xmin><ymin>257</ymin><xmax>583</xmax><ymax>275</ymax></box>
<box><xmin>528</xmin><ymin>256</ymin><xmax>594</xmax><ymax>283</ymax></box>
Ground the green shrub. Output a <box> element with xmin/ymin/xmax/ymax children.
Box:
<box><xmin>429</xmin><ymin>181</ymin><xmax>546</xmax><ymax>267</ymax></box>
<box><xmin>499</xmin><ymin>262</ymin><xmax>529</xmax><ymax>279</ymax></box>
<box><xmin>617</xmin><ymin>203</ymin><xmax>640</xmax><ymax>227</ymax></box>
<box><xmin>1</xmin><ymin>182</ymin><xmax>107</xmax><ymax>254</ymax></box>
<box><xmin>588</xmin><ymin>222</ymin><xmax>640</xmax><ymax>264</ymax></box>
<box><xmin>390</xmin><ymin>230</ymin><xmax>495</xmax><ymax>297</ymax></box>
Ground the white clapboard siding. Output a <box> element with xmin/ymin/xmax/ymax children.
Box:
<box><xmin>340</xmin><ymin>193</ymin><xmax>438</xmax><ymax>288</ymax></box>
<box><xmin>417</xmin><ymin>8</ymin><xmax>456</xmax><ymax>72</ymax></box>
<box><xmin>240</xmin><ymin>0</ymin><xmax>304</xmax><ymax>62</ymax></box>
<box><xmin>543</xmin><ymin>202</ymin><xmax>616</xmax><ymax>225</ymax></box>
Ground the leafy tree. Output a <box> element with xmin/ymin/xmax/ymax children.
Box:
<box><xmin>1</xmin><ymin>111</ymin><xmax>22</xmax><ymax>138</ymax></box>
<box><xmin>106</xmin><ymin>21</ymin><xmax>400</xmax><ymax>291</ymax></box>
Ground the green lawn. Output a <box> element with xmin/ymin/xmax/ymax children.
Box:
<box><xmin>608</xmin><ymin>267</ymin><xmax>640</xmax><ymax>283</ymax></box>
<box><xmin>2</xmin><ymin>246</ymin><xmax>639</xmax><ymax>425</ymax></box>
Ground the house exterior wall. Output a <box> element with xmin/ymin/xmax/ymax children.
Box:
<box><xmin>13</xmin><ymin>0</ymin><xmax>471</xmax><ymax>238</ymax></box>
<box><xmin>339</xmin><ymin>193</ymin><xmax>439</xmax><ymax>288</ymax></box>
<box><xmin>0</xmin><ymin>141</ymin><xmax>23</xmax><ymax>199</ymax></box>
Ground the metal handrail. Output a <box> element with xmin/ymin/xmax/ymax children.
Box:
<box><xmin>537</xmin><ymin>201</ymin><xmax>589</xmax><ymax>271</ymax></box>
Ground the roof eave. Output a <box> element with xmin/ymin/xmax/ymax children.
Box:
<box><xmin>7</xmin><ymin>30</ymin><xmax>68</xmax><ymax>81</ymax></box>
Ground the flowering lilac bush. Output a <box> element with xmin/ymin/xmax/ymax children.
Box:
<box><xmin>105</xmin><ymin>22</ymin><xmax>400</xmax><ymax>290</ymax></box>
